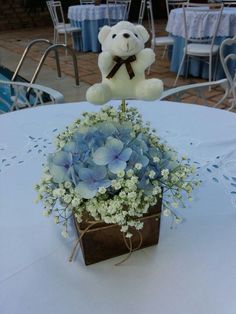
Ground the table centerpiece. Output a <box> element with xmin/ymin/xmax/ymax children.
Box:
<box><xmin>35</xmin><ymin>21</ymin><xmax>199</xmax><ymax>265</ymax></box>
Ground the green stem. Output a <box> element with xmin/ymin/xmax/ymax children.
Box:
<box><xmin>121</xmin><ymin>99</ymin><xmax>126</xmax><ymax>113</ymax></box>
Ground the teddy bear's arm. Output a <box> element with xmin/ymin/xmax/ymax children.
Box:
<box><xmin>98</xmin><ymin>52</ymin><xmax>114</xmax><ymax>74</ymax></box>
<box><xmin>136</xmin><ymin>48</ymin><xmax>156</xmax><ymax>72</ymax></box>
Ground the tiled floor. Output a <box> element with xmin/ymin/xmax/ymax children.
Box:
<box><xmin>0</xmin><ymin>20</ymin><xmax>234</xmax><ymax>111</ymax></box>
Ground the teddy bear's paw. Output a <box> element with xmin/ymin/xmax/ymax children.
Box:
<box><xmin>138</xmin><ymin>48</ymin><xmax>155</xmax><ymax>67</ymax></box>
<box><xmin>98</xmin><ymin>51</ymin><xmax>113</xmax><ymax>71</ymax></box>
<box><xmin>135</xmin><ymin>79</ymin><xmax>163</xmax><ymax>101</ymax></box>
<box><xmin>86</xmin><ymin>83</ymin><xmax>112</xmax><ymax>105</ymax></box>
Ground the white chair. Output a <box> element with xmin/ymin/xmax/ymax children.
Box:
<box><xmin>106</xmin><ymin>0</ymin><xmax>131</xmax><ymax>26</ymax></box>
<box><xmin>138</xmin><ymin>0</ymin><xmax>146</xmax><ymax>25</ymax></box>
<box><xmin>47</xmin><ymin>1</ymin><xmax>81</xmax><ymax>47</ymax></box>
<box><xmin>174</xmin><ymin>3</ymin><xmax>223</xmax><ymax>86</ymax></box>
<box><xmin>160</xmin><ymin>78</ymin><xmax>230</xmax><ymax>109</ymax></box>
<box><xmin>0</xmin><ymin>80</ymin><xmax>64</xmax><ymax>114</ymax></box>
<box><xmin>165</xmin><ymin>0</ymin><xmax>189</xmax><ymax>17</ymax></box>
<box><xmin>147</xmin><ymin>0</ymin><xmax>174</xmax><ymax>62</ymax></box>
<box><xmin>220</xmin><ymin>35</ymin><xmax>236</xmax><ymax>111</ymax></box>
<box><xmin>80</xmin><ymin>0</ymin><xmax>95</xmax><ymax>4</ymax></box>
<box><xmin>222</xmin><ymin>1</ymin><xmax>236</xmax><ymax>7</ymax></box>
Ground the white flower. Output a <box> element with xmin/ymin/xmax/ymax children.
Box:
<box><xmin>163</xmin><ymin>208</ymin><xmax>171</xmax><ymax>216</ymax></box>
<box><xmin>135</xmin><ymin>163</ymin><xmax>142</xmax><ymax>170</ymax></box>
<box><xmin>161</xmin><ymin>169</ymin><xmax>169</xmax><ymax>179</ymax></box>
<box><xmin>98</xmin><ymin>186</ymin><xmax>106</xmax><ymax>194</ymax></box>
<box><xmin>117</xmin><ymin>170</ymin><xmax>125</xmax><ymax>178</ymax></box>
<box><xmin>175</xmin><ymin>216</ymin><xmax>183</xmax><ymax>224</ymax></box>
<box><xmin>153</xmin><ymin>156</ymin><xmax>160</xmax><ymax>163</ymax></box>
<box><xmin>71</xmin><ymin>198</ymin><xmax>80</xmax><ymax>207</ymax></box>
<box><xmin>171</xmin><ymin>202</ymin><xmax>179</xmax><ymax>208</ymax></box>
<box><xmin>112</xmin><ymin>180</ymin><xmax>122</xmax><ymax>190</ymax></box>
<box><xmin>127</xmin><ymin>192</ymin><xmax>136</xmax><ymax>199</ymax></box>
<box><xmin>53</xmin><ymin>188</ymin><xmax>65</xmax><ymax>198</ymax></box>
<box><xmin>43</xmin><ymin>210</ymin><xmax>50</xmax><ymax>216</ymax></box>
<box><xmin>63</xmin><ymin>195</ymin><xmax>72</xmax><ymax>204</ymax></box>
<box><xmin>64</xmin><ymin>181</ymin><xmax>72</xmax><ymax>189</ymax></box>
<box><xmin>126</xmin><ymin>169</ymin><xmax>134</xmax><ymax>177</ymax></box>
<box><xmin>149</xmin><ymin>170</ymin><xmax>156</xmax><ymax>179</ymax></box>
<box><xmin>126</xmin><ymin>232</ymin><xmax>133</xmax><ymax>238</ymax></box>
<box><xmin>54</xmin><ymin>216</ymin><xmax>59</xmax><ymax>224</ymax></box>
<box><xmin>42</xmin><ymin>174</ymin><xmax>52</xmax><ymax>182</ymax></box>
<box><xmin>121</xmin><ymin>225</ymin><xmax>129</xmax><ymax>232</ymax></box>
<box><xmin>61</xmin><ymin>229</ymin><xmax>69</xmax><ymax>238</ymax></box>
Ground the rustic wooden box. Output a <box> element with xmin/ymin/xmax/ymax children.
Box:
<box><xmin>74</xmin><ymin>200</ymin><xmax>162</xmax><ymax>265</ymax></box>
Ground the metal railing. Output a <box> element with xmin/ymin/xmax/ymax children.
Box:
<box><xmin>11</xmin><ymin>39</ymin><xmax>61</xmax><ymax>81</ymax></box>
<box><xmin>30</xmin><ymin>44</ymin><xmax>79</xmax><ymax>86</ymax></box>
<box><xmin>11</xmin><ymin>39</ymin><xmax>79</xmax><ymax>87</ymax></box>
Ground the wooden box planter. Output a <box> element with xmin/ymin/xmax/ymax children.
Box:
<box><xmin>74</xmin><ymin>200</ymin><xmax>162</xmax><ymax>265</ymax></box>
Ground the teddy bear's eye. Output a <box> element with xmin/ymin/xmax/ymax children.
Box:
<box><xmin>112</xmin><ymin>34</ymin><xmax>116</xmax><ymax>39</ymax></box>
<box><xmin>135</xmin><ymin>34</ymin><xmax>138</xmax><ymax>38</ymax></box>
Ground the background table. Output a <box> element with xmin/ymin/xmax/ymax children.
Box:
<box><xmin>68</xmin><ymin>4</ymin><xmax>125</xmax><ymax>52</ymax></box>
<box><xmin>166</xmin><ymin>7</ymin><xmax>236</xmax><ymax>79</ymax></box>
<box><xmin>1</xmin><ymin>101</ymin><xmax>236</xmax><ymax>314</ymax></box>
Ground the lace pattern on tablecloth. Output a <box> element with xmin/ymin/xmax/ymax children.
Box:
<box><xmin>68</xmin><ymin>4</ymin><xmax>125</xmax><ymax>21</ymax></box>
<box><xmin>166</xmin><ymin>7</ymin><xmax>236</xmax><ymax>38</ymax></box>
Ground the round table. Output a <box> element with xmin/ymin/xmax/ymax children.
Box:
<box><xmin>1</xmin><ymin>101</ymin><xmax>236</xmax><ymax>314</ymax></box>
<box><xmin>68</xmin><ymin>4</ymin><xmax>125</xmax><ymax>52</ymax></box>
<box><xmin>166</xmin><ymin>7</ymin><xmax>236</xmax><ymax>79</ymax></box>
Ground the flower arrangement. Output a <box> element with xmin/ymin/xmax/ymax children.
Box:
<box><xmin>35</xmin><ymin>105</ymin><xmax>198</xmax><ymax>239</ymax></box>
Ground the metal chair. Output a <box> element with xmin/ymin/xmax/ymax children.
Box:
<box><xmin>138</xmin><ymin>0</ymin><xmax>146</xmax><ymax>25</ymax></box>
<box><xmin>220</xmin><ymin>35</ymin><xmax>236</xmax><ymax>111</ymax></box>
<box><xmin>106</xmin><ymin>0</ymin><xmax>131</xmax><ymax>26</ymax></box>
<box><xmin>174</xmin><ymin>3</ymin><xmax>223</xmax><ymax>86</ymax></box>
<box><xmin>147</xmin><ymin>0</ymin><xmax>174</xmax><ymax>63</ymax></box>
<box><xmin>46</xmin><ymin>1</ymin><xmax>81</xmax><ymax>47</ymax></box>
<box><xmin>221</xmin><ymin>1</ymin><xmax>236</xmax><ymax>7</ymax></box>
<box><xmin>0</xmin><ymin>80</ymin><xmax>64</xmax><ymax>114</ymax></box>
<box><xmin>165</xmin><ymin>0</ymin><xmax>189</xmax><ymax>17</ymax></box>
<box><xmin>80</xmin><ymin>0</ymin><xmax>95</xmax><ymax>4</ymax></box>
<box><xmin>160</xmin><ymin>78</ymin><xmax>230</xmax><ymax>109</ymax></box>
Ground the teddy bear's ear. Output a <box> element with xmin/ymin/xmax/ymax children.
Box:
<box><xmin>135</xmin><ymin>25</ymin><xmax>150</xmax><ymax>43</ymax></box>
<box><xmin>98</xmin><ymin>25</ymin><xmax>111</xmax><ymax>44</ymax></box>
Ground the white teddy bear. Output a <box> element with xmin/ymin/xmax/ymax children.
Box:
<box><xmin>86</xmin><ymin>21</ymin><xmax>163</xmax><ymax>105</ymax></box>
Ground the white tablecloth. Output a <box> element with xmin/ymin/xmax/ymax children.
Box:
<box><xmin>1</xmin><ymin>101</ymin><xmax>236</xmax><ymax>314</ymax></box>
<box><xmin>68</xmin><ymin>4</ymin><xmax>125</xmax><ymax>21</ymax></box>
<box><xmin>166</xmin><ymin>7</ymin><xmax>236</xmax><ymax>38</ymax></box>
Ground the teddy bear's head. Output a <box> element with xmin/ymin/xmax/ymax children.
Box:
<box><xmin>98</xmin><ymin>21</ymin><xmax>150</xmax><ymax>58</ymax></box>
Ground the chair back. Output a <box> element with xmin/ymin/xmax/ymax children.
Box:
<box><xmin>222</xmin><ymin>0</ymin><xmax>236</xmax><ymax>7</ymax></box>
<box><xmin>160</xmin><ymin>79</ymin><xmax>229</xmax><ymax>109</ymax></box>
<box><xmin>138</xmin><ymin>0</ymin><xmax>146</xmax><ymax>24</ymax></box>
<box><xmin>80</xmin><ymin>0</ymin><xmax>95</xmax><ymax>4</ymax></box>
<box><xmin>165</xmin><ymin>0</ymin><xmax>189</xmax><ymax>17</ymax></box>
<box><xmin>47</xmin><ymin>1</ymin><xmax>66</xmax><ymax>28</ymax></box>
<box><xmin>220</xmin><ymin>36</ymin><xmax>236</xmax><ymax>110</ymax></box>
<box><xmin>182</xmin><ymin>3</ymin><xmax>223</xmax><ymax>49</ymax></box>
<box><xmin>146</xmin><ymin>0</ymin><xmax>155</xmax><ymax>50</ymax></box>
<box><xmin>106</xmin><ymin>0</ymin><xmax>131</xmax><ymax>25</ymax></box>
<box><xmin>0</xmin><ymin>80</ymin><xmax>64</xmax><ymax>114</ymax></box>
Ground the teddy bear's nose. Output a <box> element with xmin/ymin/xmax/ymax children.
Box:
<box><xmin>123</xmin><ymin>33</ymin><xmax>130</xmax><ymax>38</ymax></box>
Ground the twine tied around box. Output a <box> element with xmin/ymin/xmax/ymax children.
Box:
<box><xmin>69</xmin><ymin>212</ymin><xmax>161</xmax><ymax>266</ymax></box>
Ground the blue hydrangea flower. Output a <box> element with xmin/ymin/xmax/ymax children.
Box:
<box><xmin>76</xmin><ymin>166</ymin><xmax>111</xmax><ymax>199</ymax></box>
<box><xmin>93</xmin><ymin>137</ymin><xmax>132</xmax><ymax>174</ymax></box>
<box><xmin>47</xmin><ymin>151</ymin><xmax>76</xmax><ymax>184</ymax></box>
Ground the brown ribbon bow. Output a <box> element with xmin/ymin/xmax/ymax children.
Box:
<box><xmin>106</xmin><ymin>55</ymin><xmax>136</xmax><ymax>80</ymax></box>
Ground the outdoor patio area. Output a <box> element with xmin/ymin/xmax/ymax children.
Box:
<box><xmin>0</xmin><ymin>19</ymin><xmax>233</xmax><ymax>110</ymax></box>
